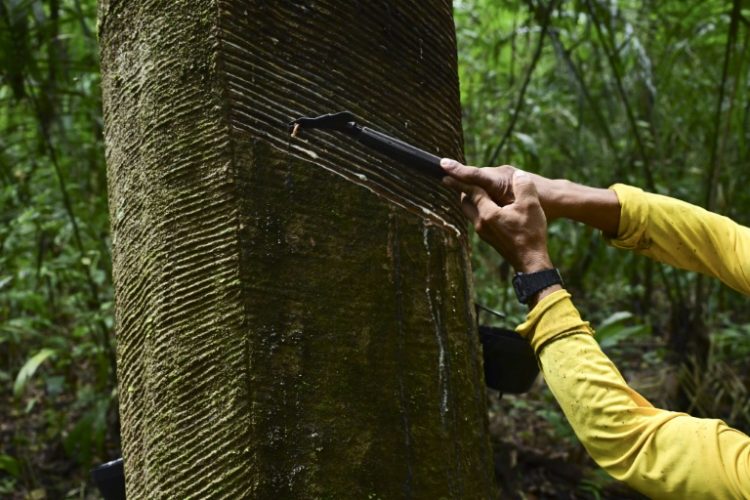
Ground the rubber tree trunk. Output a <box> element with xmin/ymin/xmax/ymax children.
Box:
<box><xmin>99</xmin><ymin>1</ymin><xmax>497</xmax><ymax>498</ymax></box>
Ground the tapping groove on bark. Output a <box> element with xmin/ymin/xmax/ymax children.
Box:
<box><xmin>100</xmin><ymin>1</ymin><xmax>497</xmax><ymax>498</ymax></box>
<box><xmin>216</xmin><ymin>0</ymin><xmax>467</xmax><ymax>234</ymax></box>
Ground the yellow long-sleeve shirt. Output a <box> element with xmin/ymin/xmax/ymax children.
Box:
<box><xmin>516</xmin><ymin>184</ymin><xmax>750</xmax><ymax>499</ymax></box>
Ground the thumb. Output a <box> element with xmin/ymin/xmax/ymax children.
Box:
<box><xmin>512</xmin><ymin>170</ymin><xmax>538</xmax><ymax>201</ymax></box>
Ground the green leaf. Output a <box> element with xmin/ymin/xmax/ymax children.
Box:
<box><xmin>599</xmin><ymin>311</ymin><xmax>633</xmax><ymax>329</ymax></box>
<box><xmin>13</xmin><ymin>348</ymin><xmax>56</xmax><ymax>398</ymax></box>
<box><xmin>596</xmin><ymin>311</ymin><xmax>649</xmax><ymax>349</ymax></box>
<box><xmin>513</xmin><ymin>131</ymin><xmax>538</xmax><ymax>157</ymax></box>
<box><xmin>0</xmin><ymin>454</ymin><xmax>20</xmax><ymax>478</ymax></box>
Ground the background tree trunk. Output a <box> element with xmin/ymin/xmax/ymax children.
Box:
<box><xmin>99</xmin><ymin>1</ymin><xmax>496</xmax><ymax>498</ymax></box>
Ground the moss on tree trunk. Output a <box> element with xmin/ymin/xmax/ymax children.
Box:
<box><xmin>99</xmin><ymin>0</ymin><xmax>497</xmax><ymax>497</ymax></box>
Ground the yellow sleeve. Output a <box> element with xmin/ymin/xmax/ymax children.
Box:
<box><xmin>608</xmin><ymin>184</ymin><xmax>750</xmax><ymax>296</ymax></box>
<box><xmin>517</xmin><ymin>289</ymin><xmax>750</xmax><ymax>499</ymax></box>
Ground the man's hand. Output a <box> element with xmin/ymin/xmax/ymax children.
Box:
<box><xmin>441</xmin><ymin>161</ymin><xmax>553</xmax><ymax>274</ymax></box>
<box><xmin>439</xmin><ymin>159</ymin><xmax>565</xmax><ymax>220</ymax></box>
<box><xmin>440</xmin><ymin>158</ymin><xmax>622</xmax><ymax>236</ymax></box>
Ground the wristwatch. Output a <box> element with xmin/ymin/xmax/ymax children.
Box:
<box><xmin>512</xmin><ymin>268</ymin><xmax>564</xmax><ymax>304</ymax></box>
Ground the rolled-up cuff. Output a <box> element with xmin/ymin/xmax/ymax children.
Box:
<box><xmin>605</xmin><ymin>184</ymin><xmax>651</xmax><ymax>251</ymax></box>
<box><xmin>515</xmin><ymin>289</ymin><xmax>594</xmax><ymax>354</ymax></box>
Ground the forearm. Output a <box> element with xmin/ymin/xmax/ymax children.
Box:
<box><xmin>608</xmin><ymin>185</ymin><xmax>750</xmax><ymax>295</ymax></box>
<box><xmin>536</xmin><ymin>178</ymin><xmax>620</xmax><ymax>236</ymax></box>
<box><xmin>542</xmin><ymin>332</ymin><xmax>750</xmax><ymax>499</ymax></box>
<box><xmin>539</xmin><ymin>177</ymin><xmax>750</xmax><ymax>295</ymax></box>
<box><xmin>518</xmin><ymin>291</ymin><xmax>750</xmax><ymax>499</ymax></box>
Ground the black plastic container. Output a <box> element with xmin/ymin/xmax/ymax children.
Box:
<box><xmin>479</xmin><ymin>325</ymin><xmax>539</xmax><ymax>394</ymax></box>
<box><xmin>91</xmin><ymin>458</ymin><xmax>126</xmax><ymax>500</ymax></box>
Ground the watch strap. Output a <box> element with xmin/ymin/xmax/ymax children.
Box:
<box><xmin>512</xmin><ymin>268</ymin><xmax>563</xmax><ymax>304</ymax></box>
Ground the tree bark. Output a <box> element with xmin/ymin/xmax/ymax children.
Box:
<box><xmin>99</xmin><ymin>1</ymin><xmax>496</xmax><ymax>498</ymax></box>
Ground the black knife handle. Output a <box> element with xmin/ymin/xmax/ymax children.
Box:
<box><xmin>352</xmin><ymin>126</ymin><xmax>444</xmax><ymax>178</ymax></box>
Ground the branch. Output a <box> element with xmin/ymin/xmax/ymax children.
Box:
<box><xmin>488</xmin><ymin>0</ymin><xmax>558</xmax><ymax>166</ymax></box>
<box><xmin>705</xmin><ymin>0</ymin><xmax>742</xmax><ymax>210</ymax></box>
<box><xmin>547</xmin><ymin>24</ymin><xmax>625</xmax><ymax>178</ymax></box>
<box><xmin>694</xmin><ymin>0</ymin><xmax>742</xmax><ymax>321</ymax></box>
<box><xmin>585</xmin><ymin>0</ymin><xmax>656</xmax><ymax>192</ymax></box>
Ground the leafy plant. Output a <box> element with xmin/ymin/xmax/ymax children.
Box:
<box><xmin>13</xmin><ymin>348</ymin><xmax>55</xmax><ymax>399</ymax></box>
<box><xmin>0</xmin><ymin>0</ymin><xmax>117</xmax><ymax>495</ymax></box>
<box><xmin>595</xmin><ymin>311</ymin><xmax>650</xmax><ymax>350</ymax></box>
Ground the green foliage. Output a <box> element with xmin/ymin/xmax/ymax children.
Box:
<box><xmin>712</xmin><ymin>321</ymin><xmax>750</xmax><ymax>362</ymax></box>
<box><xmin>0</xmin><ymin>454</ymin><xmax>20</xmax><ymax>496</ymax></box>
<box><xmin>456</xmin><ymin>0</ymin><xmax>750</xmax><ymax>316</ymax></box>
<box><xmin>456</xmin><ymin>0</ymin><xmax>750</xmax><ymax>353</ymax></box>
<box><xmin>678</xmin><ymin>319</ymin><xmax>750</xmax><ymax>430</ymax></box>
<box><xmin>0</xmin><ymin>0</ymin><xmax>115</xmax><ymax>495</ymax></box>
<box><xmin>0</xmin><ymin>454</ymin><xmax>20</xmax><ymax>478</ymax></box>
<box><xmin>13</xmin><ymin>347</ymin><xmax>55</xmax><ymax>398</ymax></box>
<box><xmin>596</xmin><ymin>311</ymin><xmax>649</xmax><ymax>350</ymax></box>
<box><xmin>457</xmin><ymin>0</ymin><xmax>750</xmax><ymax>491</ymax></box>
